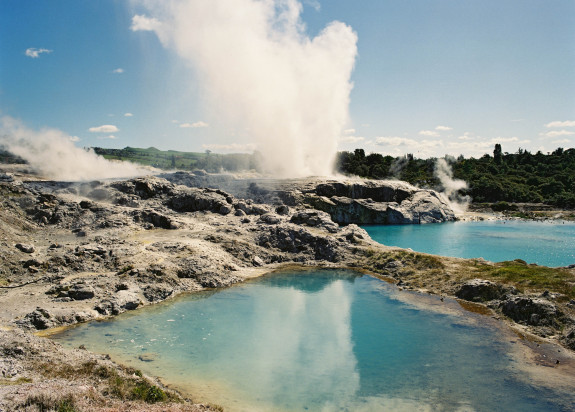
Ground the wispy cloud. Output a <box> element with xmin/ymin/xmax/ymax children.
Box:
<box><xmin>494</xmin><ymin>136</ymin><xmax>521</xmax><ymax>143</ymax></box>
<box><xmin>304</xmin><ymin>0</ymin><xmax>321</xmax><ymax>11</ymax></box>
<box><xmin>458</xmin><ymin>132</ymin><xmax>474</xmax><ymax>141</ymax></box>
<box><xmin>372</xmin><ymin>136</ymin><xmax>444</xmax><ymax>158</ymax></box>
<box><xmin>69</xmin><ymin>136</ymin><xmax>81</xmax><ymax>142</ymax></box>
<box><xmin>131</xmin><ymin>14</ymin><xmax>162</xmax><ymax>32</ymax></box>
<box><xmin>545</xmin><ymin>120</ymin><xmax>575</xmax><ymax>128</ymax></box>
<box><xmin>88</xmin><ymin>124</ymin><xmax>119</xmax><ymax>133</ymax></box>
<box><xmin>25</xmin><ymin>48</ymin><xmax>52</xmax><ymax>58</ymax></box>
<box><xmin>112</xmin><ymin>68</ymin><xmax>124</xmax><ymax>74</ymax></box>
<box><xmin>339</xmin><ymin>135</ymin><xmax>365</xmax><ymax>143</ymax></box>
<box><xmin>419</xmin><ymin>130</ymin><xmax>440</xmax><ymax>137</ymax></box>
<box><xmin>553</xmin><ymin>138</ymin><xmax>571</xmax><ymax>144</ymax></box>
<box><xmin>343</xmin><ymin>128</ymin><xmax>356</xmax><ymax>135</ymax></box>
<box><xmin>448</xmin><ymin>136</ymin><xmax>529</xmax><ymax>157</ymax></box>
<box><xmin>180</xmin><ymin>121</ymin><xmax>209</xmax><ymax>128</ymax></box>
<box><xmin>124</xmin><ymin>113</ymin><xmax>133</xmax><ymax>117</ymax></box>
<box><xmin>98</xmin><ymin>135</ymin><xmax>118</xmax><ymax>140</ymax></box>
<box><xmin>375</xmin><ymin>136</ymin><xmax>418</xmax><ymax>146</ymax></box>
<box><xmin>435</xmin><ymin>125</ymin><xmax>452</xmax><ymax>131</ymax></box>
<box><xmin>542</xmin><ymin>130</ymin><xmax>575</xmax><ymax>138</ymax></box>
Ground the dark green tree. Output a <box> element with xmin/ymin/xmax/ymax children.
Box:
<box><xmin>493</xmin><ymin>144</ymin><xmax>502</xmax><ymax>165</ymax></box>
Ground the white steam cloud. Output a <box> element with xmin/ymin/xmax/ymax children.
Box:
<box><xmin>131</xmin><ymin>0</ymin><xmax>358</xmax><ymax>177</ymax></box>
<box><xmin>434</xmin><ymin>157</ymin><xmax>470</xmax><ymax>214</ymax></box>
<box><xmin>0</xmin><ymin>116</ymin><xmax>149</xmax><ymax>181</ymax></box>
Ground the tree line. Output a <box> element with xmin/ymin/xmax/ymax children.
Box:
<box><xmin>335</xmin><ymin>146</ymin><xmax>575</xmax><ymax>208</ymax></box>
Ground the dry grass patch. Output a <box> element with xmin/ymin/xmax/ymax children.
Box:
<box><xmin>36</xmin><ymin>360</ymin><xmax>176</xmax><ymax>405</ymax></box>
<box><xmin>470</xmin><ymin>260</ymin><xmax>575</xmax><ymax>300</ymax></box>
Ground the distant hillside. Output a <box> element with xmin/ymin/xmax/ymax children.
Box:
<box><xmin>0</xmin><ymin>149</ymin><xmax>26</xmax><ymax>164</ymax></box>
<box><xmin>92</xmin><ymin>146</ymin><xmax>260</xmax><ymax>173</ymax></box>
<box><xmin>336</xmin><ymin>146</ymin><xmax>575</xmax><ymax>208</ymax></box>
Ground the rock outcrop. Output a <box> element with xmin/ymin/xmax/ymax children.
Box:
<box><xmin>302</xmin><ymin>180</ymin><xmax>456</xmax><ymax>224</ymax></box>
<box><xmin>500</xmin><ymin>296</ymin><xmax>562</xmax><ymax>328</ymax></box>
<box><xmin>456</xmin><ymin>279</ymin><xmax>517</xmax><ymax>302</ymax></box>
<box><xmin>158</xmin><ymin>172</ymin><xmax>457</xmax><ymax>225</ymax></box>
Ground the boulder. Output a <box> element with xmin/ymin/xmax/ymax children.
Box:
<box><xmin>500</xmin><ymin>296</ymin><xmax>560</xmax><ymax>327</ymax></box>
<box><xmin>67</xmin><ymin>283</ymin><xmax>96</xmax><ymax>300</ymax></box>
<box><xmin>257</xmin><ymin>224</ymin><xmax>341</xmax><ymax>262</ymax></box>
<box><xmin>115</xmin><ymin>290</ymin><xmax>141</xmax><ymax>310</ymax></box>
<box><xmin>455</xmin><ymin>279</ymin><xmax>517</xmax><ymax>302</ymax></box>
<box><xmin>219</xmin><ymin>204</ymin><xmax>234</xmax><ymax>215</ymax></box>
<box><xmin>0</xmin><ymin>172</ymin><xmax>14</xmax><ymax>182</ymax></box>
<box><xmin>18</xmin><ymin>307</ymin><xmax>54</xmax><ymax>330</ymax></box>
<box><xmin>276</xmin><ymin>205</ymin><xmax>290</xmax><ymax>215</ymax></box>
<box><xmin>290</xmin><ymin>210</ymin><xmax>339</xmax><ymax>233</ymax></box>
<box><xmin>143</xmin><ymin>285</ymin><xmax>174</xmax><ymax>302</ymax></box>
<box><xmin>234</xmin><ymin>201</ymin><xmax>270</xmax><ymax>216</ymax></box>
<box><xmin>15</xmin><ymin>243</ymin><xmax>35</xmax><ymax>254</ymax></box>
<box><xmin>169</xmin><ymin>187</ymin><xmax>231</xmax><ymax>214</ymax></box>
<box><xmin>338</xmin><ymin>224</ymin><xmax>370</xmax><ymax>243</ymax></box>
<box><xmin>195</xmin><ymin>272</ymin><xmax>240</xmax><ymax>288</ymax></box>
<box><xmin>562</xmin><ymin>327</ymin><xmax>575</xmax><ymax>350</ymax></box>
<box><xmin>259</xmin><ymin>213</ymin><xmax>282</xmax><ymax>225</ymax></box>
<box><xmin>136</xmin><ymin>209</ymin><xmax>179</xmax><ymax>229</ymax></box>
<box><xmin>110</xmin><ymin>177</ymin><xmax>174</xmax><ymax>199</ymax></box>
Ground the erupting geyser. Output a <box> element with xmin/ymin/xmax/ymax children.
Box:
<box><xmin>132</xmin><ymin>0</ymin><xmax>358</xmax><ymax>177</ymax></box>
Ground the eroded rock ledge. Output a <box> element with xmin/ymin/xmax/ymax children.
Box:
<box><xmin>159</xmin><ymin>172</ymin><xmax>457</xmax><ymax>224</ymax></box>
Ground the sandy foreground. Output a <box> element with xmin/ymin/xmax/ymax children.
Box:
<box><xmin>1</xmin><ymin>164</ymin><xmax>574</xmax><ymax>410</ymax></box>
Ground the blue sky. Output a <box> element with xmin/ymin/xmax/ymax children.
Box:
<box><xmin>1</xmin><ymin>0</ymin><xmax>574</xmax><ymax>160</ymax></box>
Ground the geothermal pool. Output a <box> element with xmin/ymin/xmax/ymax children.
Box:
<box><xmin>53</xmin><ymin>270</ymin><xmax>572</xmax><ymax>411</ymax></box>
<box><xmin>363</xmin><ymin>220</ymin><xmax>575</xmax><ymax>267</ymax></box>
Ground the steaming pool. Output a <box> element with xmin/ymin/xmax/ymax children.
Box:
<box><xmin>52</xmin><ymin>269</ymin><xmax>574</xmax><ymax>412</ymax></box>
<box><xmin>363</xmin><ymin>220</ymin><xmax>575</xmax><ymax>267</ymax></box>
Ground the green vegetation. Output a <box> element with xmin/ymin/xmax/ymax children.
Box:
<box><xmin>364</xmin><ymin>249</ymin><xmax>445</xmax><ymax>280</ymax></box>
<box><xmin>0</xmin><ymin>377</ymin><xmax>33</xmax><ymax>385</ymax></box>
<box><xmin>93</xmin><ymin>146</ymin><xmax>261</xmax><ymax>173</ymax></box>
<box><xmin>364</xmin><ymin>248</ymin><xmax>575</xmax><ymax>301</ymax></box>
<box><xmin>131</xmin><ymin>380</ymin><xmax>168</xmax><ymax>403</ymax></box>
<box><xmin>37</xmin><ymin>360</ymin><xmax>175</xmax><ymax>405</ymax></box>
<box><xmin>24</xmin><ymin>393</ymin><xmax>78</xmax><ymax>412</ymax></box>
<box><xmin>474</xmin><ymin>260</ymin><xmax>575</xmax><ymax>300</ymax></box>
<box><xmin>336</xmin><ymin>146</ymin><xmax>575</xmax><ymax>208</ymax></box>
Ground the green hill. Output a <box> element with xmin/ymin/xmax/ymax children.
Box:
<box><xmin>92</xmin><ymin>146</ymin><xmax>260</xmax><ymax>173</ymax></box>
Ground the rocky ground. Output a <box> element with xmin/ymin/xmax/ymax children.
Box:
<box><xmin>1</xmin><ymin>164</ymin><xmax>574</xmax><ymax>410</ymax></box>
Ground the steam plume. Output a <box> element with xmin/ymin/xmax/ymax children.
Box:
<box><xmin>434</xmin><ymin>157</ymin><xmax>470</xmax><ymax>214</ymax></box>
<box><xmin>132</xmin><ymin>0</ymin><xmax>358</xmax><ymax>177</ymax></box>
<box><xmin>0</xmin><ymin>116</ymin><xmax>149</xmax><ymax>181</ymax></box>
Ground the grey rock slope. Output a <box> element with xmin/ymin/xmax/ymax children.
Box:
<box><xmin>303</xmin><ymin>180</ymin><xmax>455</xmax><ymax>224</ymax></box>
<box><xmin>160</xmin><ymin>172</ymin><xmax>456</xmax><ymax>224</ymax></box>
<box><xmin>0</xmin><ymin>174</ymin><xmax>373</xmax><ymax>332</ymax></box>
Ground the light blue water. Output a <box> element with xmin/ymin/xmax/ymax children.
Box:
<box><xmin>363</xmin><ymin>220</ymin><xmax>575</xmax><ymax>267</ymax></box>
<box><xmin>52</xmin><ymin>270</ymin><xmax>573</xmax><ymax>411</ymax></box>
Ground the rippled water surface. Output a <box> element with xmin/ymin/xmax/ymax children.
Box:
<box><xmin>53</xmin><ymin>270</ymin><xmax>573</xmax><ymax>411</ymax></box>
<box><xmin>363</xmin><ymin>220</ymin><xmax>575</xmax><ymax>267</ymax></box>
